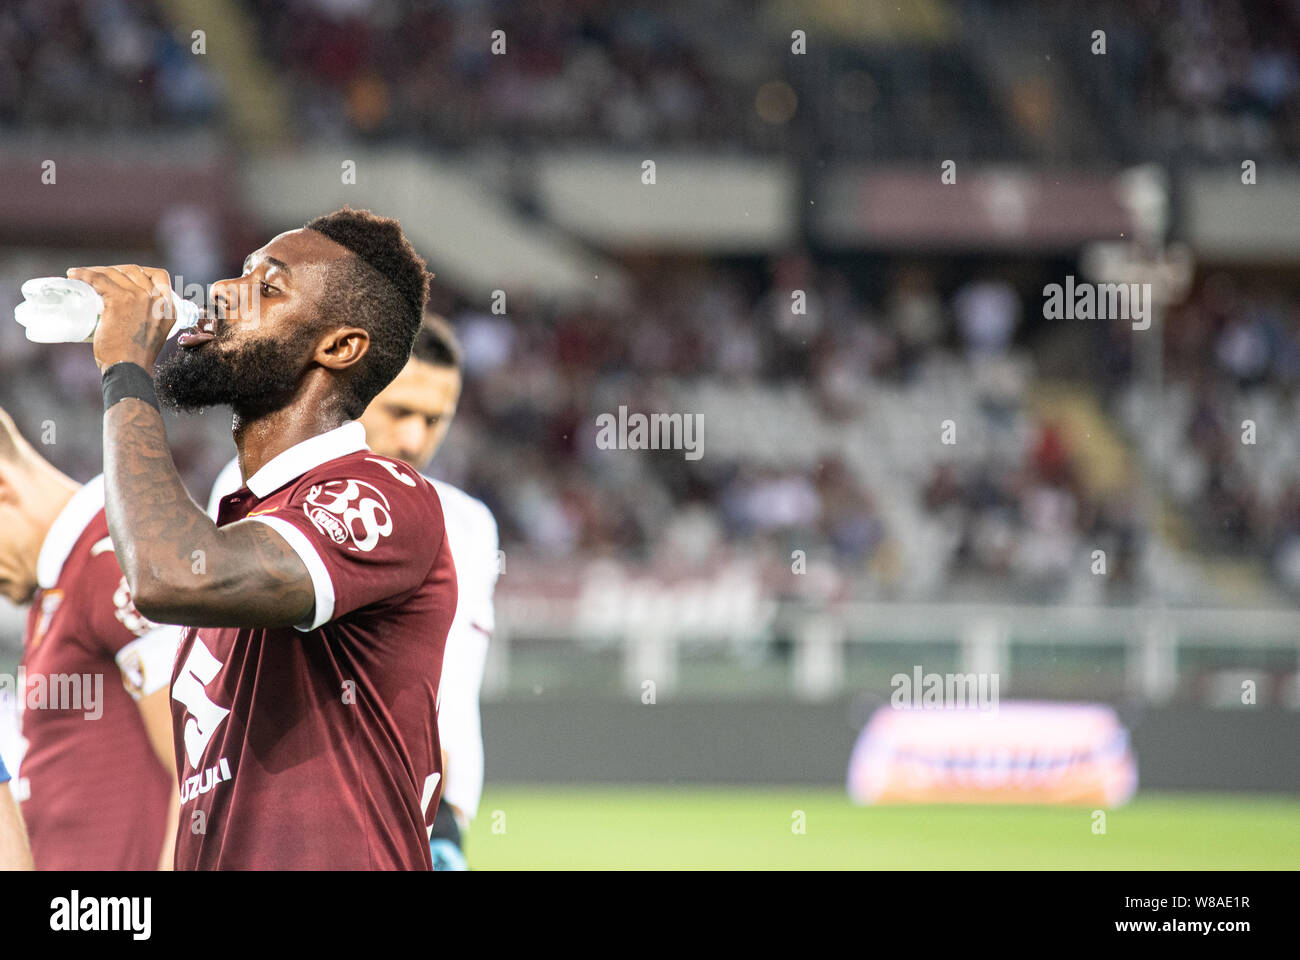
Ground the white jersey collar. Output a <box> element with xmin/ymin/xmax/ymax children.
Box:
<box><xmin>36</xmin><ymin>474</ymin><xmax>106</xmax><ymax>590</ymax></box>
<box><xmin>245</xmin><ymin>421</ymin><xmax>369</xmax><ymax>499</ymax></box>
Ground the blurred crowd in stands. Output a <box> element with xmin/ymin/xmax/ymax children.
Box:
<box><xmin>243</xmin><ymin>0</ymin><xmax>784</xmax><ymax>151</ymax></box>
<box><xmin>1022</xmin><ymin>0</ymin><xmax>1300</xmax><ymax>163</ymax></box>
<box><xmin>8</xmin><ymin>0</ymin><xmax>1300</xmax><ymax>165</ymax></box>
<box><xmin>1134</xmin><ymin>0</ymin><xmax>1300</xmax><ymax>161</ymax></box>
<box><xmin>425</xmin><ymin>259</ymin><xmax>1153</xmax><ymax>604</ymax></box>
<box><xmin>431</xmin><ymin>256</ymin><xmax>1300</xmax><ymax>603</ymax></box>
<box><xmin>0</xmin><ymin>0</ymin><xmax>220</xmax><ymax>131</ymax></box>
<box><xmin>1119</xmin><ymin>274</ymin><xmax>1300</xmax><ymax>594</ymax></box>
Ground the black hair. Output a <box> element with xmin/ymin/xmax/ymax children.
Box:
<box><xmin>304</xmin><ymin>206</ymin><xmax>430</xmax><ymax>418</ymax></box>
<box><xmin>411</xmin><ymin>312</ymin><xmax>462</xmax><ymax>371</ymax></box>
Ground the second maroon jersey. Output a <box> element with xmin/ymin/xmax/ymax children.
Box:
<box><xmin>169</xmin><ymin>423</ymin><xmax>457</xmax><ymax>870</ymax></box>
<box><xmin>20</xmin><ymin>476</ymin><xmax>177</xmax><ymax>870</ymax></box>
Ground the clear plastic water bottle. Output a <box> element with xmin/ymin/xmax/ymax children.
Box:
<box><xmin>13</xmin><ymin>277</ymin><xmax>200</xmax><ymax>344</ymax></box>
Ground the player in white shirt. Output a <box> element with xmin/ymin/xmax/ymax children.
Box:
<box><xmin>207</xmin><ymin>313</ymin><xmax>497</xmax><ymax>869</ymax></box>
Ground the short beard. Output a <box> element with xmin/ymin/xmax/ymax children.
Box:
<box><xmin>155</xmin><ymin>334</ymin><xmax>306</xmax><ymax>423</ymax></box>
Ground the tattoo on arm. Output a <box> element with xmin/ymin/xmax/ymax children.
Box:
<box><xmin>131</xmin><ymin>322</ymin><xmax>153</xmax><ymax>353</ymax></box>
<box><xmin>214</xmin><ymin>520</ymin><xmax>317</xmax><ymax>627</ymax></box>
<box><xmin>103</xmin><ymin>397</ymin><xmax>314</xmax><ymax>627</ymax></box>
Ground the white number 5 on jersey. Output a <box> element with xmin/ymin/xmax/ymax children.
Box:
<box><xmin>172</xmin><ymin>639</ymin><xmax>231</xmax><ymax>769</ymax></box>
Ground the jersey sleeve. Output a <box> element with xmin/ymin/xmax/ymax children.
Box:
<box><xmin>434</xmin><ymin>495</ymin><xmax>497</xmax><ymax>820</ymax></box>
<box><xmin>465</xmin><ymin>498</ymin><xmax>500</xmax><ymax>635</ymax></box>
<box><xmin>437</xmin><ymin>620</ymin><xmax>489</xmax><ymax>819</ymax></box>
<box><xmin>114</xmin><ymin>627</ymin><xmax>184</xmax><ymax>700</ymax></box>
<box><xmin>80</xmin><ymin>546</ymin><xmax>184</xmax><ymax>699</ymax></box>
<box><xmin>82</xmin><ymin>545</ymin><xmax>162</xmax><ymax>655</ymax></box>
<box><xmin>242</xmin><ymin>456</ymin><xmax>447</xmax><ymax>631</ymax></box>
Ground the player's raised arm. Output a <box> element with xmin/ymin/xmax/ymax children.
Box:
<box><xmin>70</xmin><ymin>260</ymin><xmax>341</xmax><ymax>628</ymax></box>
<box><xmin>102</xmin><ymin>401</ymin><xmax>314</xmax><ymax>629</ymax></box>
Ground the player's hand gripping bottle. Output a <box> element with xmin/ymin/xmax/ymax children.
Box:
<box><xmin>13</xmin><ymin>276</ymin><xmax>199</xmax><ymax>344</ymax></box>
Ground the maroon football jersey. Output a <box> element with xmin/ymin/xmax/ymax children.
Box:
<box><xmin>170</xmin><ymin>422</ymin><xmax>457</xmax><ymax>870</ymax></box>
<box><xmin>20</xmin><ymin>476</ymin><xmax>176</xmax><ymax>870</ymax></box>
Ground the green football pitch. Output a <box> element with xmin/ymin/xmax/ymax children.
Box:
<box><xmin>466</xmin><ymin>786</ymin><xmax>1300</xmax><ymax>870</ymax></box>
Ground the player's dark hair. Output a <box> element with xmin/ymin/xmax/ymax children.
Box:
<box><xmin>305</xmin><ymin>207</ymin><xmax>430</xmax><ymax>418</ymax></box>
<box><xmin>411</xmin><ymin>312</ymin><xmax>461</xmax><ymax>371</ymax></box>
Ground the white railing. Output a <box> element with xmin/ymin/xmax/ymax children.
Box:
<box><xmin>490</xmin><ymin>598</ymin><xmax>1300</xmax><ymax>704</ymax></box>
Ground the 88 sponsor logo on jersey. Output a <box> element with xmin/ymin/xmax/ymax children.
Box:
<box><xmin>303</xmin><ymin>479</ymin><xmax>394</xmax><ymax>552</ymax></box>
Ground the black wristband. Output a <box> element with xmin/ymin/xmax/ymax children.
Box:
<box><xmin>102</xmin><ymin>362</ymin><xmax>160</xmax><ymax>413</ymax></box>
